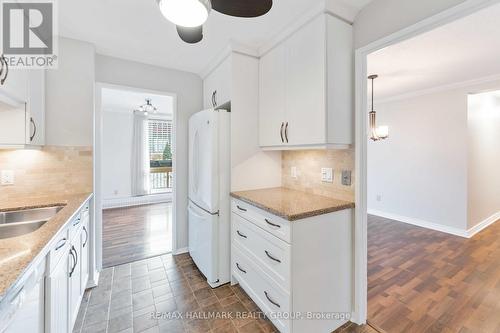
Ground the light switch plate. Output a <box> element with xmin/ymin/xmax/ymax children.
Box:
<box><xmin>321</xmin><ymin>168</ymin><xmax>333</xmax><ymax>183</ymax></box>
<box><xmin>291</xmin><ymin>166</ymin><xmax>298</xmax><ymax>179</ymax></box>
<box><xmin>1</xmin><ymin>170</ymin><xmax>14</xmax><ymax>185</ymax></box>
<box><xmin>342</xmin><ymin>170</ymin><xmax>352</xmax><ymax>186</ymax></box>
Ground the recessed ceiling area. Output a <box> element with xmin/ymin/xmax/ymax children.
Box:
<box><xmin>102</xmin><ymin>87</ymin><xmax>173</xmax><ymax>114</ymax></box>
<box><xmin>59</xmin><ymin>0</ymin><xmax>372</xmax><ymax>74</ymax></box>
<box><xmin>368</xmin><ymin>3</ymin><xmax>500</xmax><ymax>101</ymax></box>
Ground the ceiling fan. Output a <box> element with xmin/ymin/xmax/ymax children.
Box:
<box><xmin>157</xmin><ymin>0</ymin><xmax>273</xmax><ymax>44</ymax></box>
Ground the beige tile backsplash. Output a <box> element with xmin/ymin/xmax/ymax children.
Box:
<box><xmin>282</xmin><ymin>149</ymin><xmax>355</xmax><ymax>201</ymax></box>
<box><xmin>0</xmin><ymin>146</ymin><xmax>93</xmax><ymax>202</ymax></box>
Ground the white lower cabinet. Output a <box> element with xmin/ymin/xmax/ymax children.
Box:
<box><xmin>231</xmin><ymin>199</ymin><xmax>353</xmax><ymax>333</ymax></box>
<box><xmin>46</xmin><ymin>249</ymin><xmax>70</xmax><ymax>333</ymax></box>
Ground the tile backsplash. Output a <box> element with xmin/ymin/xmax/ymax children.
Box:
<box><xmin>0</xmin><ymin>146</ymin><xmax>92</xmax><ymax>201</ymax></box>
<box><xmin>282</xmin><ymin>149</ymin><xmax>355</xmax><ymax>201</ymax></box>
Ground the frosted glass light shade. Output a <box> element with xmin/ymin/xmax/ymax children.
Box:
<box><xmin>376</xmin><ymin>126</ymin><xmax>389</xmax><ymax>139</ymax></box>
<box><xmin>158</xmin><ymin>0</ymin><xmax>210</xmax><ymax>27</ymax></box>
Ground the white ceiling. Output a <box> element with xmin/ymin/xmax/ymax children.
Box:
<box><xmin>368</xmin><ymin>3</ymin><xmax>500</xmax><ymax>101</ymax></box>
<box><xmin>102</xmin><ymin>87</ymin><xmax>173</xmax><ymax>114</ymax></box>
<box><xmin>59</xmin><ymin>0</ymin><xmax>371</xmax><ymax>75</ymax></box>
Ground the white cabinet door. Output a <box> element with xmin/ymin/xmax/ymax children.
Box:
<box><xmin>203</xmin><ymin>56</ymin><xmax>231</xmax><ymax>109</ymax></box>
<box><xmin>27</xmin><ymin>69</ymin><xmax>45</xmax><ymax>145</ymax></box>
<box><xmin>80</xmin><ymin>219</ymin><xmax>90</xmax><ymax>296</ymax></box>
<box><xmin>0</xmin><ymin>62</ymin><xmax>28</xmax><ymax>106</ymax></box>
<box><xmin>285</xmin><ymin>15</ymin><xmax>326</xmax><ymax>146</ymax></box>
<box><xmin>259</xmin><ymin>43</ymin><xmax>286</xmax><ymax>147</ymax></box>
<box><xmin>0</xmin><ymin>107</ymin><xmax>27</xmax><ymax>145</ymax></box>
<box><xmin>69</xmin><ymin>238</ymin><xmax>82</xmax><ymax>330</ymax></box>
<box><xmin>46</xmin><ymin>249</ymin><xmax>70</xmax><ymax>333</ymax></box>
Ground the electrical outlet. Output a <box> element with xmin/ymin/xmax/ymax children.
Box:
<box><xmin>291</xmin><ymin>166</ymin><xmax>298</xmax><ymax>179</ymax></box>
<box><xmin>1</xmin><ymin>170</ymin><xmax>14</xmax><ymax>185</ymax></box>
<box><xmin>342</xmin><ymin>170</ymin><xmax>352</xmax><ymax>186</ymax></box>
<box><xmin>376</xmin><ymin>194</ymin><xmax>382</xmax><ymax>202</ymax></box>
<box><xmin>321</xmin><ymin>168</ymin><xmax>333</xmax><ymax>183</ymax></box>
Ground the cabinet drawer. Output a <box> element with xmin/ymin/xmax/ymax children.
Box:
<box><xmin>231</xmin><ymin>199</ymin><xmax>291</xmax><ymax>243</ymax></box>
<box><xmin>68</xmin><ymin>212</ymin><xmax>83</xmax><ymax>242</ymax></box>
<box><xmin>48</xmin><ymin>228</ymin><xmax>69</xmax><ymax>273</ymax></box>
<box><xmin>232</xmin><ymin>213</ymin><xmax>291</xmax><ymax>290</ymax></box>
<box><xmin>232</xmin><ymin>246</ymin><xmax>290</xmax><ymax>333</ymax></box>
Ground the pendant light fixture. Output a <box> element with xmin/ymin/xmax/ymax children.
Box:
<box><xmin>368</xmin><ymin>74</ymin><xmax>389</xmax><ymax>141</ymax></box>
<box><xmin>157</xmin><ymin>0</ymin><xmax>211</xmax><ymax>28</ymax></box>
<box><xmin>139</xmin><ymin>98</ymin><xmax>158</xmax><ymax>114</ymax></box>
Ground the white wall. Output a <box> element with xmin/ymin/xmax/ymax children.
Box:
<box><xmin>230</xmin><ymin>53</ymin><xmax>282</xmax><ymax>191</ymax></box>
<box><xmin>46</xmin><ymin>38</ymin><xmax>95</xmax><ymax>146</ymax></box>
<box><xmin>95</xmin><ymin>55</ymin><xmax>203</xmax><ymax>251</ymax></box>
<box><xmin>368</xmin><ymin>79</ymin><xmax>500</xmax><ymax>232</ymax></box>
<box><xmin>367</xmin><ymin>90</ymin><xmax>468</xmax><ymax>230</ymax></box>
<box><xmin>353</xmin><ymin>0</ymin><xmax>496</xmax><ymax>48</ymax></box>
<box><xmin>467</xmin><ymin>91</ymin><xmax>500</xmax><ymax>228</ymax></box>
<box><xmin>102</xmin><ymin>110</ymin><xmax>133</xmax><ymax>199</ymax></box>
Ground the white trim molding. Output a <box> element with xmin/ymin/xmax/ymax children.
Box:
<box><xmin>103</xmin><ymin>193</ymin><xmax>172</xmax><ymax>209</ymax></box>
<box><xmin>172</xmin><ymin>247</ymin><xmax>189</xmax><ymax>255</ymax></box>
<box><xmin>467</xmin><ymin>211</ymin><xmax>500</xmax><ymax>237</ymax></box>
<box><xmin>368</xmin><ymin>209</ymin><xmax>469</xmax><ymax>238</ymax></box>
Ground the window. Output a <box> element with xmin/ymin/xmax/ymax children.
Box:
<box><xmin>148</xmin><ymin>119</ymin><xmax>173</xmax><ymax>193</ymax></box>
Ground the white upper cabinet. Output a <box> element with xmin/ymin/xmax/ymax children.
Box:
<box><xmin>0</xmin><ymin>69</ymin><xmax>45</xmax><ymax>147</ymax></box>
<box><xmin>259</xmin><ymin>43</ymin><xmax>286</xmax><ymax>146</ymax></box>
<box><xmin>259</xmin><ymin>14</ymin><xmax>353</xmax><ymax>150</ymax></box>
<box><xmin>203</xmin><ymin>56</ymin><xmax>231</xmax><ymax>109</ymax></box>
<box><xmin>0</xmin><ymin>59</ymin><xmax>28</xmax><ymax>108</ymax></box>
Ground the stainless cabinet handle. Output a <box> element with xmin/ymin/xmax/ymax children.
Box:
<box><xmin>265</xmin><ymin>218</ymin><xmax>281</xmax><ymax>228</ymax></box>
<box><xmin>280</xmin><ymin>122</ymin><xmax>284</xmax><ymax>143</ymax></box>
<box><xmin>212</xmin><ymin>91</ymin><xmax>215</xmax><ymax>107</ymax></box>
<box><xmin>0</xmin><ymin>55</ymin><xmax>8</xmax><ymax>85</ymax></box>
<box><xmin>55</xmin><ymin>238</ymin><xmax>67</xmax><ymax>251</ymax></box>
<box><xmin>30</xmin><ymin>117</ymin><xmax>37</xmax><ymax>142</ymax></box>
<box><xmin>236</xmin><ymin>230</ymin><xmax>247</xmax><ymax>239</ymax></box>
<box><xmin>0</xmin><ymin>55</ymin><xmax>4</xmax><ymax>81</ymax></box>
<box><xmin>236</xmin><ymin>205</ymin><xmax>247</xmax><ymax>212</ymax></box>
<box><xmin>69</xmin><ymin>248</ymin><xmax>76</xmax><ymax>277</ymax></box>
<box><xmin>265</xmin><ymin>250</ymin><xmax>281</xmax><ymax>263</ymax></box>
<box><xmin>285</xmin><ymin>122</ymin><xmax>289</xmax><ymax>143</ymax></box>
<box><xmin>69</xmin><ymin>245</ymin><xmax>78</xmax><ymax>277</ymax></box>
<box><xmin>214</xmin><ymin>90</ymin><xmax>217</xmax><ymax>106</ymax></box>
<box><xmin>83</xmin><ymin>226</ymin><xmax>88</xmax><ymax>248</ymax></box>
<box><xmin>73</xmin><ymin>216</ymin><xmax>81</xmax><ymax>226</ymax></box>
<box><xmin>264</xmin><ymin>291</ymin><xmax>280</xmax><ymax>308</ymax></box>
<box><xmin>236</xmin><ymin>263</ymin><xmax>246</xmax><ymax>274</ymax></box>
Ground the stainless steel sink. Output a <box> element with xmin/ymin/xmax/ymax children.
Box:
<box><xmin>0</xmin><ymin>205</ymin><xmax>65</xmax><ymax>239</ymax></box>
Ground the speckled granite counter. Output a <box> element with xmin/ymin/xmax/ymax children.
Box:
<box><xmin>0</xmin><ymin>193</ymin><xmax>92</xmax><ymax>300</ymax></box>
<box><xmin>231</xmin><ymin>187</ymin><xmax>354</xmax><ymax>221</ymax></box>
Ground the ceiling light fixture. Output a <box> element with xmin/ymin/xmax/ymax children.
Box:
<box><xmin>157</xmin><ymin>0</ymin><xmax>211</xmax><ymax>28</ymax></box>
<box><xmin>368</xmin><ymin>74</ymin><xmax>389</xmax><ymax>141</ymax></box>
<box><xmin>139</xmin><ymin>98</ymin><xmax>157</xmax><ymax>114</ymax></box>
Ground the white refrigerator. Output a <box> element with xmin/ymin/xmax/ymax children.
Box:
<box><xmin>188</xmin><ymin>108</ymin><xmax>231</xmax><ymax>288</ymax></box>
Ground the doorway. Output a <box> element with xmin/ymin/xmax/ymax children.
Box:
<box><xmin>96</xmin><ymin>84</ymin><xmax>177</xmax><ymax>268</ymax></box>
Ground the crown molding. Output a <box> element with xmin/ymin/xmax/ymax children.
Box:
<box><xmin>377</xmin><ymin>73</ymin><xmax>500</xmax><ymax>105</ymax></box>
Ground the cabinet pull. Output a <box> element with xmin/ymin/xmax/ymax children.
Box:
<box><xmin>73</xmin><ymin>216</ymin><xmax>81</xmax><ymax>226</ymax></box>
<box><xmin>265</xmin><ymin>250</ymin><xmax>281</xmax><ymax>263</ymax></box>
<box><xmin>0</xmin><ymin>55</ymin><xmax>8</xmax><ymax>85</ymax></box>
<box><xmin>265</xmin><ymin>218</ymin><xmax>281</xmax><ymax>228</ymax></box>
<box><xmin>236</xmin><ymin>263</ymin><xmax>247</xmax><ymax>274</ymax></box>
<box><xmin>83</xmin><ymin>226</ymin><xmax>88</xmax><ymax>248</ymax></box>
<box><xmin>30</xmin><ymin>117</ymin><xmax>37</xmax><ymax>142</ymax></box>
<box><xmin>0</xmin><ymin>56</ymin><xmax>4</xmax><ymax>82</ymax></box>
<box><xmin>236</xmin><ymin>205</ymin><xmax>247</xmax><ymax>212</ymax></box>
<box><xmin>69</xmin><ymin>248</ymin><xmax>76</xmax><ymax>277</ymax></box>
<box><xmin>264</xmin><ymin>291</ymin><xmax>280</xmax><ymax>308</ymax></box>
<box><xmin>285</xmin><ymin>122</ymin><xmax>289</xmax><ymax>143</ymax></box>
<box><xmin>236</xmin><ymin>230</ymin><xmax>247</xmax><ymax>239</ymax></box>
<box><xmin>214</xmin><ymin>90</ymin><xmax>217</xmax><ymax>107</ymax></box>
<box><xmin>280</xmin><ymin>122</ymin><xmax>284</xmax><ymax>143</ymax></box>
<box><xmin>212</xmin><ymin>91</ymin><xmax>215</xmax><ymax>107</ymax></box>
<box><xmin>55</xmin><ymin>238</ymin><xmax>67</xmax><ymax>251</ymax></box>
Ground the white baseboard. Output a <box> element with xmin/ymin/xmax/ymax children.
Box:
<box><xmin>103</xmin><ymin>193</ymin><xmax>172</xmax><ymax>209</ymax></box>
<box><xmin>467</xmin><ymin>211</ymin><xmax>500</xmax><ymax>238</ymax></box>
<box><xmin>368</xmin><ymin>209</ymin><xmax>469</xmax><ymax>238</ymax></box>
<box><xmin>173</xmin><ymin>247</ymin><xmax>189</xmax><ymax>255</ymax></box>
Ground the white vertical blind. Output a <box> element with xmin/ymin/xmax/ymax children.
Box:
<box><xmin>148</xmin><ymin>119</ymin><xmax>173</xmax><ymax>159</ymax></box>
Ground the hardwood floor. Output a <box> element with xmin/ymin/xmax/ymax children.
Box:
<box><xmin>103</xmin><ymin>203</ymin><xmax>173</xmax><ymax>268</ymax></box>
<box><xmin>368</xmin><ymin>214</ymin><xmax>500</xmax><ymax>333</ymax></box>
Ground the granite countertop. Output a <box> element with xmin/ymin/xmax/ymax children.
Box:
<box><xmin>0</xmin><ymin>193</ymin><xmax>93</xmax><ymax>300</ymax></box>
<box><xmin>230</xmin><ymin>187</ymin><xmax>355</xmax><ymax>221</ymax></box>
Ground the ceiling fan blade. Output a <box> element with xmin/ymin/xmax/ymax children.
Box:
<box><xmin>176</xmin><ymin>25</ymin><xmax>203</xmax><ymax>44</ymax></box>
<box><xmin>211</xmin><ymin>0</ymin><xmax>272</xmax><ymax>18</ymax></box>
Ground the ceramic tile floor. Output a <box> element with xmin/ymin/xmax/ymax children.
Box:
<box><xmin>73</xmin><ymin>253</ymin><xmax>279</xmax><ymax>333</ymax></box>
